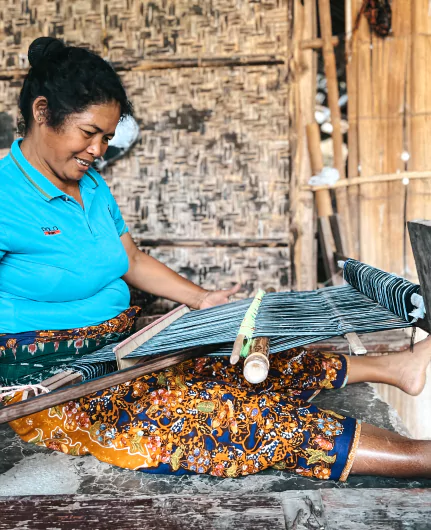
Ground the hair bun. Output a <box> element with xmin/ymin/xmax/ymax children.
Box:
<box><xmin>28</xmin><ymin>37</ymin><xmax>65</xmax><ymax>68</ymax></box>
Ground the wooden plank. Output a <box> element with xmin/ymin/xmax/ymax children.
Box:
<box><xmin>0</xmin><ymin>494</ymin><xmax>286</xmax><ymax>530</ymax></box>
<box><xmin>408</xmin><ymin>220</ymin><xmax>431</xmax><ymax>333</ymax></box>
<box><xmin>300</xmin><ymin>35</ymin><xmax>340</xmax><ymax>50</ymax></box>
<box><xmin>321</xmin><ymin>488</ymin><xmax>431</xmax><ymax>529</ymax></box>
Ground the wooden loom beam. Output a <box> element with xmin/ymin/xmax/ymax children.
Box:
<box><xmin>0</xmin><ymin>345</ymin><xmax>217</xmax><ymax>424</ymax></box>
<box><xmin>408</xmin><ymin>220</ymin><xmax>431</xmax><ymax>333</ymax></box>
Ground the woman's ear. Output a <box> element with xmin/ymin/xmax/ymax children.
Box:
<box><xmin>32</xmin><ymin>96</ymin><xmax>49</xmax><ymax>125</ymax></box>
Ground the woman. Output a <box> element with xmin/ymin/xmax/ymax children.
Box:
<box><xmin>1</xmin><ymin>37</ymin><xmax>431</xmax><ymax>482</ymax></box>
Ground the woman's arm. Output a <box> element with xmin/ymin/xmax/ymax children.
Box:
<box><xmin>121</xmin><ymin>233</ymin><xmax>240</xmax><ymax>310</ymax></box>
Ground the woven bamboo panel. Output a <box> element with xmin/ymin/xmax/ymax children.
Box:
<box><xmin>0</xmin><ymin>0</ymin><xmax>293</xmax><ymax>293</ymax></box>
<box><xmin>0</xmin><ymin>0</ymin><xmax>289</xmax><ymax>70</ymax></box>
<box><xmin>105</xmin><ymin>65</ymin><xmax>289</xmax><ymax>240</ymax></box>
<box><xmin>134</xmin><ymin>245</ymin><xmax>290</xmax><ymax>312</ymax></box>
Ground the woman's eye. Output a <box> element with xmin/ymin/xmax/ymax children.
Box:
<box><xmin>82</xmin><ymin>130</ymin><xmax>94</xmax><ymax>137</ymax></box>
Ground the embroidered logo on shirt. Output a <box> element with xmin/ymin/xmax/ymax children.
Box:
<box><xmin>41</xmin><ymin>226</ymin><xmax>61</xmax><ymax>236</ymax></box>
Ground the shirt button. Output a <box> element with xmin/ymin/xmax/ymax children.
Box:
<box><xmin>64</xmin><ymin>197</ymin><xmax>69</xmax><ymax>201</ymax></box>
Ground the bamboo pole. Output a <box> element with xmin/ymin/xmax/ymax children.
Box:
<box><xmin>302</xmin><ymin>169</ymin><xmax>431</xmax><ymax>191</ymax></box>
<box><xmin>318</xmin><ymin>0</ymin><xmax>354</xmax><ymax>257</ymax></box>
<box><xmin>291</xmin><ymin>0</ymin><xmax>318</xmax><ymax>290</ymax></box>
<box><xmin>345</xmin><ymin>0</ymin><xmax>360</xmax><ymax>259</ymax></box>
<box><xmin>306</xmin><ymin>122</ymin><xmax>332</xmax><ymax>216</ymax></box>
<box><xmin>300</xmin><ymin>36</ymin><xmax>340</xmax><ymax>50</ymax></box>
<box><xmin>0</xmin><ymin>55</ymin><xmax>286</xmax><ymax>80</ymax></box>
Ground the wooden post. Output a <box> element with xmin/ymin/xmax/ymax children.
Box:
<box><xmin>407</xmin><ymin>220</ymin><xmax>431</xmax><ymax>333</ymax></box>
<box><xmin>291</xmin><ymin>0</ymin><xmax>318</xmax><ymax>291</ymax></box>
<box><xmin>345</xmin><ymin>0</ymin><xmax>360</xmax><ymax>259</ymax></box>
<box><xmin>306</xmin><ymin>122</ymin><xmax>341</xmax><ymax>283</ymax></box>
<box><xmin>318</xmin><ymin>0</ymin><xmax>353</xmax><ymax>257</ymax></box>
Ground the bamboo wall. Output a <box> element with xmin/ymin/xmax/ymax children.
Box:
<box><xmin>348</xmin><ymin>0</ymin><xmax>431</xmax><ymax>439</ymax></box>
<box><xmin>0</xmin><ymin>0</ymin><xmax>293</xmax><ymax>303</ymax></box>
<box><xmin>348</xmin><ymin>0</ymin><xmax>431</xmax><ymax>278</ymax></box>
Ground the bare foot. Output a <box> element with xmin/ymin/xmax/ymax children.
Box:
<box><xmin>395</xmin><ymin>335</ymin><xmax>431</xmax><ymax>396</ymax></box>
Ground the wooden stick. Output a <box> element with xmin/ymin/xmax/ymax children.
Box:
<box><xmin>0</xmin><ymin>55</ymin><xmax>286</xmax><ymax>80</ymax></box>
<box><xmin>115</xmin><ymin>305</ymin><xmax>190</xmax><ymax>369</ymax></box>
<box><xmin>318</xmin><ymin>0</ymin><xmax>345</xmax><ymax>179</ymax></box>
<box><xmin>302</xmin><ymin>170</ymin><xmax>431</xmax><ymax>191</ymax></box>
<box><xmin>230</xmin><ymin>334</ymin><xmax>246</xmax><ymax>365</ymax></box>
<box><xmin>306</xmin><ymin>122</ymin><xmax>333</xmax><ymax>217</ymax></box>
<box><xmin>344</xmin><ymin>332</ymin><xmax>367</xmax><ymax>355</ymax></box>
<box><xmin>300</xmin><ymin>36</ymin><xmax>340</xmax><ymax>50</ymax></box>
<box><xmin>0</xmin><ymin>345</ymin><xmax>218</xmax><ymax>424</ymax></box>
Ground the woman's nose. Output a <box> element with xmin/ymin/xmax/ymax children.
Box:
<box><xmin>87</xmin><ymin>139</ymin><xmax>105</xmax><ymax>159</ymax></box>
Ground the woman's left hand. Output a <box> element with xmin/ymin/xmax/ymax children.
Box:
<box><xmin>197</xmin><ymin>284</ymin><xmax>241</xmax><ymax>310</ymax></box>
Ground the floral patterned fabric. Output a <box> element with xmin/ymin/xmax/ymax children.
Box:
<box><xmin>8</xmin><ymin>343</ymin><xmax>361</xmax><ymax>482</ymax></box>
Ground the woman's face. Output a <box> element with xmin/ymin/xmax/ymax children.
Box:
<box><xmin>38</xmin><ymin>101</ymin><xmax>121</xmax><ymax>185</ymax></box>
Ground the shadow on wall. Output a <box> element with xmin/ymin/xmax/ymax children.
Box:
<box><xmin>0</xmin><ymin>113</ymin><xmax>14</xmax><ymax>149</ymax></box>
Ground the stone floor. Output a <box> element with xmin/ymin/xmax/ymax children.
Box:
<box><xmin>1</xmin><ymin>383</ymin><xmax>431</xmax><ymax>496</ymax></box>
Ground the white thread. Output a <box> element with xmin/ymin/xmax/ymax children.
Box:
<box><xmin>409</xmin><ymin>293</ymin><xmax>426</xmax><ymax>322</ymax></box>
<box><xmin>0</xmin><ymin>384</ymin><xmax>50</xmax><ymax>401</ymax></box>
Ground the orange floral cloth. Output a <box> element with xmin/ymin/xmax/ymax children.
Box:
<box><xmin>9</xmin><ymin>348</ymin><xmax>361</xmax><ymax>481</ymax></box>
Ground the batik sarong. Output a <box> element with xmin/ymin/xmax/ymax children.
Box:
<box><xmin>2</xmin><ymin>317</ymin><xmax>361</xmax><ymax>482</ymax></box>
<box><xmin>0</xmin><ymin>307</ymin><xmax>140</xmax><ymax>385</ymax></box>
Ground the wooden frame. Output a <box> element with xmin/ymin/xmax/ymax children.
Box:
<box><xmin>408</xmin><ymin>220</ymin><xmax>431</xmax><ymax>333</ymax></box>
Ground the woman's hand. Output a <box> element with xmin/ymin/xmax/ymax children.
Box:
<box><xmin>197</xmin><ymin>284</ymin><xmax>241</xmax><ymax>310</ymax></box>
<box><xmin>121</xmin><ymin>233</ymin><xmax>242</xmax><ymax>310</ymax></box>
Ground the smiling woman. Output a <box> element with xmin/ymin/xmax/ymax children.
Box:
<box><xmin>2</xmin><ymin>37</ymin><xmax>431</xmax><ymax>485</ymax></box>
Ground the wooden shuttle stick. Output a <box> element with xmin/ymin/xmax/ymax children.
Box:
<box><xmin>344</xmin><ymin>332</ymin><xmax>367</xmax><ymax>355</ymax></box>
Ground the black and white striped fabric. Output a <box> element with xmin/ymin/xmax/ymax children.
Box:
<box><xmin>66</xmin><ymin>259</ymin><xmax>421</xmax><ymax>379</ymax></box>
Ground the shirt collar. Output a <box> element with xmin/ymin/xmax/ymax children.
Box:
<box><xmin>80</xmin><ymin>168</ymin><xmax>99</xmax><ymax>191</ymax></box>
<box><xmin>10</xmin><ymin>139</ymin><xmax>98</xmax><ymax>201</ymax></box>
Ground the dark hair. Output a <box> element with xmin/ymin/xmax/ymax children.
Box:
<box><xmin>18</xmin><ymin>37</ymin><xmax>133</xmax><ymax>135</ymax></box>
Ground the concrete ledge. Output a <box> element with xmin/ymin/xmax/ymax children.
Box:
<box><xmin>1</xmin><ymin>383</ymin><xmax>431</xmax><ymax>496</ymax></box>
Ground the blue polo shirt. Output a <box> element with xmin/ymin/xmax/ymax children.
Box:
<box><xmin>0</xmin><ymin>139</ymin><xmax>130</xmax><ymax>333</ymax></box>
